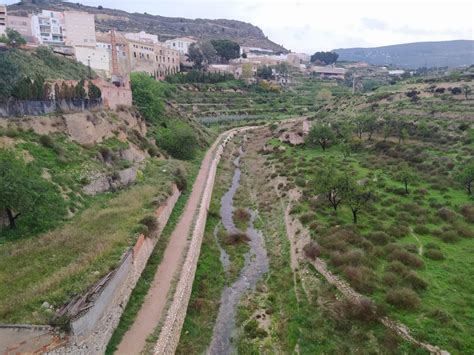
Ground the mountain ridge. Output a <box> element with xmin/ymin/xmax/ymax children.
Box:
<box><xmin>333</xmin><ymin>40</ymin><xmax>474</xmax><ymax>68</ymax></box>
<box><xmin>7</xmin><ymin>0</ymin><xmax>288</xmax><ymax>53</ymax></box>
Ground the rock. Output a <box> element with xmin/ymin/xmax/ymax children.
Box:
<box><xmin>119</xmin><ymin>145</ymin><xmax>147</xmax><ymax>163</ymax></box>
<box><xmin>41</xmin><ymin>301</ymin><xmax>50</xmax><ymax>309</ymax></box>
<box><xmin>118</xmin><ymin>167</ymin><xmax>138</xmax><ymax>186</ymax></box>
<box><xmin>83</xmin><ymin>175</ymin><xmax>110</xmax><ymax>195</ymax></box>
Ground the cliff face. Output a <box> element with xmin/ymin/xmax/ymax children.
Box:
<box><xmin>8</xmin><ymin>1</ymin><xmax>288</xmax><ymax>53</ymax></box>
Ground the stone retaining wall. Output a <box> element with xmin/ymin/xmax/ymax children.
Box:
<box><xmin>153</xmin><ymin>127</ymin><xmax>254</xmax><ymax>354</ymax></box>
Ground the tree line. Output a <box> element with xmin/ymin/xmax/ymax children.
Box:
<box><xmin>9</xmin><ymin>77</ymin><xmax>101</xmax><ymax>102</ymax></box>
<box><xmin>186</xmin><ymin>39</ymin><xmax>241</xmax><ymax>70</ymax></box>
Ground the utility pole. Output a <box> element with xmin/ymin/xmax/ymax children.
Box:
<box><xmin>87</xmin><ymin>56</ymin><xmax>91</xmax><ymax>79</ymax></box>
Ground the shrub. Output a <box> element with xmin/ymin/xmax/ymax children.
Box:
<box><xmin>173</xmin><ymin>167</ymin><xmax>187</xmax><ymax>191</ymax></box>
<box><xmin>139</xmin><ymin>215</ymin><xmax>158</xmax><ymax>235</ymax></box>
<box><xmin>388</xmin><ymin>224</ymin><xmax>410</xmax><ymax>238</ymax></box>
<box><xmin>299</xmin><ymin>212</ymin><xmax>316</xmax><ymax>224</ymax></box>
<box><xmin>367</xmin><ymin>231</ymin><xmax>390</xmax><ymax>246</ymax></box>
<box><xmin>303</xmin><ymin>241</ymin><xmax>321</xmax><ymax>260</ymax></box>
<box><xmin>39</xmin><ymin>134</ymin><xmax>55</xmax><ymax>148</ymax></box>
<box><xmin>438</xmin><ymin>230</ymin><xmax>459</xmax><ymax>243</ymax></box>
<box><xmin>382</xmin><ymin>272</ymin><xmax>400</xmax><ymax>287</ymax></box>
<box><xmin>425</xmin><ymin>249</ymin><xmax>445</xmax><ymax>260</ymax></box>
<box><xmin>413</xmin><ymin>225</ymin><xmax>430</xmax><ymax>235</ymax></box>
<box><xmin>386</xmin><ymin>261</ymin><xmax>408</xmax><ymax>275</ymax></box>
<box><xmin>234</xmin><ymin>208</ymin><xmax>251</xmax><ymax>224</ymax></box>
<box><xmin>244</xmin><ymin>319</ymin><xmax>268</xmax><ymax>339</ymax></box>
<box><xmin>157</xmin><ymin>121</ymin><xmax>198</xmax><ymax>160</ymax></box>
<box><xmin>403</xmin><ymin>270</ymin><xmax>428</xmax><ymax>290</ymax></box>
<box><xmin>147</xmin><ymin>145</ymin><xmax>160</xmax><ymax>157</ymax></box>
<box><xmin>460</xmin><ymin>204</ymin><xmax>474</xmax><ymax>223</ymax></box>
<box><xmin>388</xmin><ymin>249</ymin><xmax>424</xmax><ymax>268</ymax></box>
<box><xmin>224</xmin><ymin>232</ymin><xmax>250</xmax><ymax>245</ymax></box>
<box><xmin>334</xmin><ymin>297</ymin><xmax>378</xmax><ymax>323</ymax></box>
<box><xmin>438</xmin><ymin>207</ymin><xmax>457</xmax><ymax>222</ymax></box>
<box><xmin>343</xmin><ymin>265</ymin><xmax>376</xmax><ymax>294</ymax></box>
<box><xmin>386</xmin><ymin>287</ymin><xmax>421</xmax><ymax>310</ymax></box>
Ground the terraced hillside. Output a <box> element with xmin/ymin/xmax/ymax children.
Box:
<box><xmin>178</xmin><ymin>79</ymin><xmax>474</xmax><ymax>353</ymax></box>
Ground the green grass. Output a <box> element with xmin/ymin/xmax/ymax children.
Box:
<box><xmin>268</xmin><ymin>123</ymin><xmax>474</xmax><ymax>352</ymax></box>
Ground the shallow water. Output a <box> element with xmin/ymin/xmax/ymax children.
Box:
<box><xmin>207</xmin><ymin>145</ymin><xmax>269</xmax><ymax>355</ymax></box>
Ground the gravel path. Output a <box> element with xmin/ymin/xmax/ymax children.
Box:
<box><xmin>115</xmin><ymin>136</ymin><xmax>227</xmax><ymax>355</ymax></box>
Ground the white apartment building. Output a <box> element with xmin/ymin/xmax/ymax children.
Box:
<box><xmin>164</xmin><ymin>36</ymin><xmax>196</xmax><ymax>55</ymax></box>
<box><xmin>31</xmin><ymin>10</ymin><xmax>65</xmax><ymax>45</ymax></box>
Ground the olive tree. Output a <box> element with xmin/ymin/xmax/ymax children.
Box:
<box><xmin>0</xmin><ymin>150</ymin><xmax>65</xmax><ymax>230</ymax></box>
<box><xmin>306</xmin><ymin>123</ymin><xmax>336</xmax><ymax>151</ymax></box>
<box><xmin>455</xmin><ymin>163</ymin><xmax>474</xmax><ymax>195</ymax></box>
<box><xmin>342</xmin><ymin>175</ymin><xmax>373</xmax><ymax>224</ymax></box>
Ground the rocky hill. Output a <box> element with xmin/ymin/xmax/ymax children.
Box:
<box><xmin>8</xmin><ymin>0</ymin><xmax>287</xmax><ymax>53</ymax></box>
<box><xmin>334</xmin><ymin>40</ymin><xmax>474</xmax><ymax>68</ymax></box>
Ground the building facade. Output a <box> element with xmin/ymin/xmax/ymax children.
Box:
<box><xmin>125</xmin><ymin>31</ymin><xmax>158</xmax><ymax>44</ymax></box>
<box><xmin>6</xmin><ymin>14</ymin><xmax>36</xmax><ymax>43</ymax></box>
<box><xmin>0</xmin><ymin>4</ymin><xmax>6</xmax><ymax>36</ymax></box>
<box><xmin>64</xmin><ymin>11</ymin><xmax>96</xmax><ymax>48</ymax></box>
<box><xmin>154</xmin><ymin>43</ymin><xmax>180</xmax><ymax>79</ymax></box>
<box><xmin>164</xmin><ymin>37</ymin><xmax>196</xmax><ymax>55</ymax></box>
<box><xmin>31</xmin><ymin>10</ymin><xmax>65</xmax><ymax>45</ymax></box>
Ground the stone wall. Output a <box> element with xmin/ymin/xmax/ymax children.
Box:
<box><xmin>153</xmin><ymin>127</ymin><xmax>255</xmax><ymax>354</ymax></box>
<box><xmin>0</xmin><ymin>99</ymin><xmax>102</xmax><ymax>118</ymax></box>
<box><xmin>0</xmin><ymin>185</ymin><xmax>181</xmax><ymax>355</ymax></box>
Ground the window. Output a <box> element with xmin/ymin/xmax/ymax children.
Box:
<box><xmin>133</xmin><ymin>52</ymin><xmax>137</xmax><ymax>58</ymax></box>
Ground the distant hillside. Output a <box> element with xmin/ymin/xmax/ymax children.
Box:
<box><xmin>8</xmin><ymin>1</ymin><xmax>288</xmax><ymax>53</ymax></box>
<box><xmin>333</xmin><ymin>40</ymin><xmax>474</xmax><ymax>68</ymax></box>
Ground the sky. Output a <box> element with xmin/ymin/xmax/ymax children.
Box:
<box><xmin>5</xmin><ymin>0</ymin><xmax>474</xmax><ymax>52</ymax></box>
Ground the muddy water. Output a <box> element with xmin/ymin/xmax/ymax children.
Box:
<box><xmin>207</xmin><ymin>145</ymin><xmax>269</xmax><ymax>355</ymax></box>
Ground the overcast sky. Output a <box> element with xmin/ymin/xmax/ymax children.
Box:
<box><xmin>5</xmin><ymin>0</ymin><xmax>474</xmax><ymax>52</ymax></box>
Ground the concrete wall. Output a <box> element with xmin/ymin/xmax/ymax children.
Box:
<box><xmin>153</xmin><ymin>127</ymin><xmax>255</xmax><ymax>354</ymax></box>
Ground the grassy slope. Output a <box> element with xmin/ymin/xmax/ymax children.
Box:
<box><xmin>0</xmin><ymin>158</ymin><xmax>179</xmax><ymax>324</ymax></box>
<box><xmin>266</xmin><ymin>93</ymin><xmax>473</xmax><ymax>352</ymax></box>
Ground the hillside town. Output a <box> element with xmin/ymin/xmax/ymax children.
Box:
<box><xmin>0</xmin><ymin>4</ymin><xmax>357</xmax><ymax>98</ymax></box>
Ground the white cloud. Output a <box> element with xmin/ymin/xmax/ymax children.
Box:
<box><xmin>4</xmin><ymin>0</ymin><xmax>473</xmax><ymax>52</ymax></box>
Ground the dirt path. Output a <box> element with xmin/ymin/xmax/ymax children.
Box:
<box><xmin>115</xmin><ymin>136</ymin><xmax>226</xmax><ymax>355</ymax></box>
